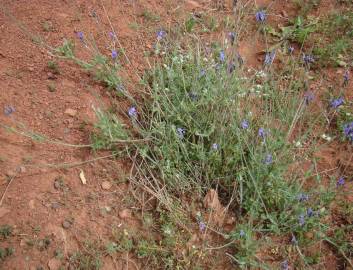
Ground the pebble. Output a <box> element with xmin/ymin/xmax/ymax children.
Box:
<box><xmin>119</xmin><ymin>209</ymin><xmax>132</xmax><ymax>219</ymax></box>
<box><xmin>101</xmin><ymin>181</ymin><xmax>112</xmax><ymax>190</ymax></box>
<box><xmin>54</xmin><ymin>180</ymin><xmax>61</xmax><ymax>190</ymax></box>
<box><xmin>62</xmin><ymin>220</ymin><xmax>72</xmax><ymax>229</ymax></box>
<box><xmin>51</xmin><ymin>202</ymin><xmax>61</xmax><ymax>210</ymax></box>
<box><xmin>64</xmin><ymin>108</ymin><xmax>77</xmax><ymax>117</ymax></box>
<box><xmin>47</xmin><ymin>72</ymin><xmax>56</xmax><ymax>80</ymax></box>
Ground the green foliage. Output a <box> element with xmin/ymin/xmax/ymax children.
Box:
<box><xmin>0</xmin><ymin>225</ymin><xmax>13</xmax><ymax>240</ymax></box>
<box><xmin>69</xmin><ymin>241</ymin><xmax>103</xmax><ymax>270</ymax></box>
<box><xmin>265</xmin><ymin>16</ymin><xmax>317</xmax><ymax>44</ymax></box>
<box><xmin>313</xmin><ymin>11</ymin><xmax>353</xmax><ymax>66</ymax></box>
<box><xmin>47</xmin><ymin>60</ymin><xmax>60</xmax><ymax>74</ymax></box>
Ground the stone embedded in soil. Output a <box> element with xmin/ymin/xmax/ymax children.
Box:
<box><xmin>47</xmin><ymin>72</ymin><xmax>56</xmax><ymax>80</ymax></box>
<box><xmin>64</xmin><ymin>108</ymin><xmax>77</xmax><ymax>117</ymax></box>
<box><xmin>101</xmin><ymin>181</ymin><xmax>112</xmax><ymax>190</ymax></box>
<box><xmin>51</xmin><ymin>202</ymin><xmax>61</xmax><ymax>210</ymax></box>
<box><xmin>62</xmin><ymin>220</ymin><xmax>72</xmax><ymax>229</ymax></box>
<box><xmin>119</xmin><ymin>209</ymin><xmax>132</xmax><ymax>219</ymax></box>
<box><xmin>48</xmin><ymin>258</ymin><xmax>61</xmax><ymax>270</ymax></box>
<box><xmin>29</xmin><ymin>199</ymin><xmax>35</xmax><ymax>209</ymax></box>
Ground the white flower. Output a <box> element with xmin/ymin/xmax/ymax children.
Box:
<box><xmin>321</xmin><ymin>134</ymin><xmax>332</xmax><ymax>142</ymax></box>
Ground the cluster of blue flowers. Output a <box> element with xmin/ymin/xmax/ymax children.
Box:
<box><xmin>343</xmin><ymin>122</ymin><xmax>353</xmax><ymax>142</ymax></box>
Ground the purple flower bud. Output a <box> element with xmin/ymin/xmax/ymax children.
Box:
<box><xmin>219</xmin><ymin>50</ymin><xmax>226</xmax><ymax>62</ymax></box>
<box><xmin>343</xmin><ymin>122</ymin><xmax>353</xmax><ymax>142</ymax></box>
<box><xmin>212</xmin><ymin>143</ymin><xmax>219</xmax><ymax>151</ymax></box>
<box><xmin>111</xmin><ymin>50</ymin><xmax>118</xmax><ymax>59</ymax></box>
<box><xmin>4</xmin><ymin>105</ymin><xmax>15</xmax><ymax>116</ymax></box>
<box><xmin>255</xmin><ymin>10</ymin><xmax>266</xmax><ymax>22</ymax></box>
<box><xmin>228</xmin><ymin>32</ymin><xmax>236</xmax><ymax>45</ymax></box>
<box><xmin>297</xmin><ymin>193</ymin><xmax>309</xmax><ymax>202</ymax></box>
<box><xmin>337</xmin><ymin>177</ymin><xmax>345</xmax><ymax>187</ymax></box>
<box><xmin>330</xmin><ymin>97</ymin><xmax>344</xmax><ymax>109</ymax></box>
<box><xmin>109</xmin><ymin>31</ymin><xmax>116</xmax><ymax>40</ymax></box>
<box><xmin>77</xmin><ymin>31</ymin><xmax>84</xmax><ymax>41</ymax></box>
<box><xmin>241</xmin><ymin>120</ymin><xmax>249</xmax><ymax>129</ymax></box>
<box><xmin>299</xmin><ymin>214</ymin><xmax>305</xmax><ymax>226</ymax></box>
<box><xmin>288</xmin><ymin>46</ymin><xmax>294</xmax><ymax>54</ymax></box>
<box><xmin>303</xmin><ymin>54</ymin><xmax>315</xmax><ymax>65</ymax></box>
<box><xmin>307</xmin><ymin>208</ymin><xmax>314</xmax><ymax>217</ymax></box>
<box><xmin>177</xmin><ymin>127</ymin><xmax>186</xmax><ymax>139</ymax></box>
<box><xmin>128</xmin><ymin>106</ymin><xmax>137</xmax><ymax>118</ymax></box>
<box><xmin>281</xmin><ymin>260</ymin><xmax>289</xmax><ymax>270</ymax></box>
<box><xmin>304</xmin><ymin>91</ymin><xmax>314</xmax><ymax>105</ymax></box>
<box><xmin>264</xmin><ymin>154</ymin><xmax>273</xmax><ymax>165</ymax></box>
<box><xmin>199</xmin><ymin>221</ymin><xmax>206</xmax><ymax>232</ymax></box>
<box><xmin>157</xmin><ymin>30</ymin><xmax>166</xmax><ymax>40</ymax></box>
<box><xmin>264</xmin><ymin>50</ymin><xmax>276</xmax><ymax>66</ymax></box>
<box><xmin>258</xmin><ymin>128</ymin><xmax>266</xmax><ymax>139</ymax></box>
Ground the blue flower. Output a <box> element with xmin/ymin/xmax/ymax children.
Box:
<box><xmin>303</xmin><ymin>54</ymin><xmax>315</xmax><ymax>65</ymax></box>
<box><xmin>199</xmin><ymin>221</ymin><xmax>206</xmax><ymax>232</ymax></box>
<box><xmin>288</xmin><ymin>46</ymin><xmax>294</xmax><ymax>54</ymax></box>
<box><xmin>111</xmin><ymin>50</ymin><xmax>118</xmax><ymax>59</ymax></box>
<box><xmin>128</xmin><ymin>106</ymin><xmax>137</xmax><ymax>118</ymax></box>
<box><xmin>157</xmin><ymin>30</ymin><xmax>166</xmax><ymax>40</ymax></box>
<box><xmin>299</xmin><ymin>214</ymin><xmax>305</xmax><ymax>226</ymax></box>
<box><xmin>337</xmin><ymin>177</ymin><xmax>345</xmax><ymax>187</ymax></box>
<box><xmin>330</xmin><ymin>97</ymin><xmax>344</xmax><ymax>109</ymax></box>
<box><xmin>228</xmin><ymin>32</ymin><xmax>236</xmax><ymax>45</ymax></box>
<box><xmin>4</xmin><ymin>105</ymin><xmax>15</xmax><ymax>116</ymax></box>
<box><xmin>241</xmin><ymin>120</ymin><xmax>249</xmax><ymax>129</ymax></box>
<box><xmin>255</xmin><ymin>10</ymin><xmax>266</xmax><ymax>22</ymax></box>
<box><xmin>219</xmin><ymin>50</ymin><xmax>226</xmax><ymax>62</ymax></box>
<box><xmin>264</xmin><ymin>154</ymin><xmax>273</xmax><ymax>165</ymax></box>
<box><xmin>307</xmin><ymin>208</ymin><xmax>314</xmax><ymax>217</ymax></box>
<box><xmin>343</xmin><ymin>122</ymin><xmax>353</xmax><ymax>142</ymax></box>
<box><xmin>239</xmin><ymin>230</ymin><xmax>245</xmax><ymax>237</ymax></box>
<box><xmin>212</xmin><ymin>143</ymin><xmax>219</xmax><ymax>150</ymax></box>
<box><xmin>77</xmin><ymin>31</ymin><xmax>84</xmax><ymax>41</ymax></box>
<box><xmin>304</xmin><ymin>91</ymin><xmax>314</xmax><ymax>105</ymax></box>
<box><xmin>264</xmin><ymin>50</ymin><xmax>276</xmax><ymax>65</ymax></box>
<box><xmin>258</xmin><ymin>128</ymin><xmax>266</xmax><ymax>139</ymax></box>
<box><xmin>177</xmin><ymin>127</ymin><xmax>186</xmax><ymax>139</ymax></box>
<box><xmin>297</xmin><ymin>193</ymin><xmax>309</xmax><ymax>202</ymax></box>
<box><xmin>281</xmin><ymin>260</ymin><xmax>289</xmax><ymax>270</ymax></box>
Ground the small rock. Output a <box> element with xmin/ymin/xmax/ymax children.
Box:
<box><xmin>104</xmin><ymin>206</ymin><xmax>112</xmax><ymax>213</ymax></box>
<box><xmin>28</xmin><ymin>67</ymin><xmax>34</xmax><ymax>72</ymax></box>
<box><xmin>101</xmin><ymin>181</ymin><xmax>112</xmax><ymax>190</ymax></box>
<box><xmin>19</xmin><ymin>166</ymin><xmax>26</xmax><ymax>173</ymax></box>
<box><xmin>29</xmin><ymin>199</ymin><xmax>35</xmax><ymax>209</ymax></box>
<box><xmin>51</xmin><ymin>202</ymin><xmax>61</xmax><ymax>210</ymax></box>
<box><xmin>62</xmin><ymin>220</ymin><xmax>72</xmax><ymax>229</ymax></box>
<box><xmin>48</xmin><ymin>258</ymin><xmax>61</xmax><ymax>270</ymax></box>
<box><xmin>119</xmin><ymin>209</ymin><xmax>132</xmax><ymax>219</ymax></box>
<box><xmin>64</xmin><ymin>108</ymin><xmax>77</xmax><ymax>117</ymax></box>
<box><xmin>47</xmin><ymin>72</ymin><xmax>56</xmax><ymax>80</ymax></box>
